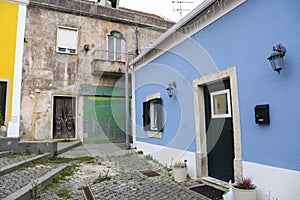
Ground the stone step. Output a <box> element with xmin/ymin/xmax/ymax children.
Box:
<box><xmin>0</xmin><ymin>150</ymin><xmax>13</xmax><ymax>158</ymax></box>
<box><xmin>57</xmin><ymin>141</ymin><xmax>82</xmax><ymax>155</ymax></box>
<box><xmin>0</xmin><ymin>153</ymin><xmax>52</xmax><ymax>176</ymax></box>
<box><xmin>2</xmin><ymin>164</ymin><xmax>70</xmax><ymax>200</ymax></box>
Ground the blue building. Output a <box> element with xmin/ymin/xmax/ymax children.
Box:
<box><xmin>130</xmin><ymin>0</ymin><xmax>300</xmax><ymax>199</ymax></box>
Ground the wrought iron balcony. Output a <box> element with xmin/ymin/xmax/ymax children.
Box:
<box><xmin>91</xmin><ymin>49</ymin><xmax>135</xmax><ymax>76</ymax></box>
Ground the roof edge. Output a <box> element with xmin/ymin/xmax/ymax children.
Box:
<box><xmin>129</xmin><ymin>0</ymin><xmax>217</xmax><ymax>67</ymax></box>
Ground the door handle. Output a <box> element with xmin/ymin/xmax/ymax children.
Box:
<box><xmin>228</xmin><ymin>128</ymin><xmax>233</xmax><ymax>133</ymax></box>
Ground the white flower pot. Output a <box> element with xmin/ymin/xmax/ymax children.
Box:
<box><xmin>232</xmin><ymin>187</ymin><xmax>257</xmax><ymax>200</ymax></box>
<box><xmin>173</xmin><ymin>167</ymin><xmax>187</xmax><ymax>182</ymax></box>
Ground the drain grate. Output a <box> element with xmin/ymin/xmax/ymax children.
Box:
<box><xmin>82</xmin><ymin>186</ymin><xmax>96</xmax><ymax>200</ymax></box>
<box><xmin>139</xmin><ymin>170</ymin><xmax>160</xmax><ymax>177</ymax></box>
<box><xmin>190</xmin><ymin>185</ymin><xmax>224</xmax><ymax>200</ymax></box>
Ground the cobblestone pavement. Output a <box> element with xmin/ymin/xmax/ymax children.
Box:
<box><xmin>0</xmin><ymin>153</ymin><xmax>38</xmax><ymax>168</ymax></box>
<box><xmin>0</xmin><ymin>163</ymin><xmax>60</xmax><ymax>199</ymax></box>
<box><xmin>40</xmin><ymin>152</ymin><xmax>210</xmax><ymax>200</ymax></box>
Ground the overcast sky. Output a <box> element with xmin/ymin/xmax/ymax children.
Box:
<box><xmin>119</xmin><ymin>0</ymin><xmax>205</xmax><ymax>22</ymax></box>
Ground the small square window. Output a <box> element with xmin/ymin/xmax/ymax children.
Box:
<box><xmin>210</xmin><ymin>89</ymin><xmax>232</xmax><ymax>118</ymax></box>
<box><xmin>56</xmin><ymin>26</ymin><xmax>78</xmax><ymax>54</ymax></box>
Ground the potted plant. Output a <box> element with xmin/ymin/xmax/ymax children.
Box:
<box><xmin>232</xmin><ymin>176</ymin><xmax>257</xmax><ymax>200</ymax></box>
<box><xmin>172</xmin><ymin>160</ymin><xmax>187</xmax><ymax>182</ymax></box>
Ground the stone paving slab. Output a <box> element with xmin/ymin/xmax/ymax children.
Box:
<box><xmin>40</xmin><ymin>149</ymin><xmax>210</xmax><ymax>200</ymax></box>
<box><xmin>0</xmin><ymin>151</ymin><xmax>12</xmax><ymax>158</ymax></box>
<box><xmin>0</xmin><ymin>163</ymin><xmax>61</xmax><ymax>199</ymax></box>
<box><xmin>0</xmin><ymin>153</ymin><xmax>51</xmax><ymax>176</ymax></box>
<box><xmin>0</xmin><ymin>153</ymin><xmax>38</xmax><ymax>169</ymax></box>
<box><xmin>3</xmin><ymin>164</ymin><xmax>70</xmax><ymax>200</ymax></box>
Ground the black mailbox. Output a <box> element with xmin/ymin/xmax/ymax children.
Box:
<box><xmin>254</xmin><ymin>104</ymin><xmax>270</xmax><ymax>125</ymax></box>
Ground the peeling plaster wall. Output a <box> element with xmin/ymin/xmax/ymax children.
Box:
<box><xmin>21</xmin><ymin>2</ymin><xmax>171</xmax><ymax>141</ymax></box>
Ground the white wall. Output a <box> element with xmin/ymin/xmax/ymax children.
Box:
<box><xmin>243</xmin><ymin>161</ymin><xmax>300</xmax><ymax>200</ymax></box>
<box><xmin>134</xmin><ymin>141</ymin><xmax>197</xmax><ymax>179</ymax></box>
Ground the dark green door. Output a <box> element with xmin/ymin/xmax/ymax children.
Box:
<box><xmin>0</xmin><ymin>82</ymin><xmax>7</xmax><ymax>125</ymax></box>
<box><xmin>204</xmin><ymin>80</ymin><xmax>234</xmax><ymax>182</ymax></box>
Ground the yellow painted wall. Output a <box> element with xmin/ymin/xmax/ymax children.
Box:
<box><xmin>0</xmin><ymin>1</ymin><xmax>19</xmax><ymax>120</ymax></box>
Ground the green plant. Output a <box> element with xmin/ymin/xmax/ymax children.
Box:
<box><xmin>136</xmin><ymin>150</ymin><xmax>143</xmax><ymax>154</ymax></box>
<box><xmin>196</xmin><ymin>179</ymin><xmax>203</xmax><ymax>184</ymax></box>
<box><xmin>37</xmin><ymin>149</ymin><xmax>43</xmax><ymax>155</ymax></box>
<box><xmin>173</xmin><ymin>161</ymin><xmax>187</xmax><ymax>168</ymax></box>
<box><xmin>57</xmin><ymin>188</ymin><xmax>71</xmax><ymax>198</ymax></box>
<box><xmin>31</xmin><ymin>180</ymin><xmax>43</xmax><ymax>200</ymax></box>
<box><xmin>233</xmin><ymin>177</ymin><xmax>256</xmax><ymax>190</ymax></box>
<box><xmin>0</xmin><ymin>114</ymin><xmax>4</xmax><ymax>126</ymax></box>
<box><xmin>93</xmin><ymin>169</ymin><xmax>111</xmax><ymax>184</ymax></box>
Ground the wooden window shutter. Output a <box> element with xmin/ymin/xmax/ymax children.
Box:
<box><xmin>143</xmin><ymin>101</ymin><xmax>150</xmax><ymax>130</ymax></box>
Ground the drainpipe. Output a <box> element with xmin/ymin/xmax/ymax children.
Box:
<box><xmin>135</xmin><ymin>27</ymin><xmax>141</xmax><ymax>56</ymax></box>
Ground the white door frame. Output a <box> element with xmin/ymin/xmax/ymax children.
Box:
<box><xmin>193</xmin><ymin>66</ymin><xmax>242</xmax><ymax>183</ymax></box>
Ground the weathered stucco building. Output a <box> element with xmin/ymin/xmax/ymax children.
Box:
<box><xmin>21</xmin><ymin>0</ymin><xmax>173</xmax><ymax>142</ymax></box>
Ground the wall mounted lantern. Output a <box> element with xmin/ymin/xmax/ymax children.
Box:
<box><xmin>166</xmin><ymin>82</ymin><xmax>176</xmax><ymax>98</ymax></box>
<box><xmin>267</xmin><ymin>44</ymin><xmax>286</xmax><ymax>74</ymax></box>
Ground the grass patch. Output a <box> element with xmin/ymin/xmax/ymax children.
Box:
<box><xmin>93</xmin><ymin>169</ymin><xmax>111</xmax><ymax>184</ymax></box>
<box><xmin>8</xmin><ymin>152</ymin><xmax>26</xmax><ymax>158</ymax></box>
<box><xmin>57</xmin><ymin>188</ymin><xmax>71</xmax><ymax>198</ymax></box>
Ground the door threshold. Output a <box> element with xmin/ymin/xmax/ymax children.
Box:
<box><xmin>201</xmin><ymin>176</ymin><xmax>229</xmax><ymax>191</ymax></box>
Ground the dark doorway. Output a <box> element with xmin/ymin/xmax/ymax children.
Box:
<box><xmin>53</xmin><ymin>96</ymin><xmax>76</xmax><ymax>139</ymax></box>
<box><xmin>204</xmin><ymin>79</ymin><xmax>234</xmax><ymax>182</ymax></box>
<box><xmin>0</xmin><ymin>82</ymin><xmax>7</xmax><ymax>126</ymax></box>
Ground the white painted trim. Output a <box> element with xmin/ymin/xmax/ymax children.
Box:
<box><xmin>134</xmin><ymin>141</ymin><xmax>197</xmax><ymax>179</ymax></box>
<box><xmin>193</xmin><ymin>67</ymin><xmax>243</xmax><ymax>182</ymax></box>
<box><xmin>146</xmin><ymin>92</ymin><xmax>161</xmax><ymax>101</ymax></box>
<box><xmin>7</xmin><ymin>4</ymin><xmax>27</xmax><ymax>137</ymax></box>
<box><xmin>51</xmin><ymin>95</ymin><xmax>78</xmax><ymax>140</ymax></box>
<box><xmin>145</xmin><ymin>92</ymin><xmax>162</xmax><ymax>138</ymax></box>
<box><xmin>210</xmin><ymin>89</ymin><xmax>232</xmax><ymax>118</ymax></box>
<box><xmin>130</xmin><ymin>0</ymin><xmax>247</xmax><ymax>70</ymax></box>
<box><xmin>4</xmin><ymin>0</ymin><xmax>29</xmax><ymax>5</ymax></box>
<box><xmin>243</xmin><ymin>161</ymin><xmax>300</xmax><ymax>200</ymax></box>
<box><xmin>0</xmin><ymin>79</ymin><xmax>11</xmax><ymax>126</ymax></box>
<box><xmin>56</xmin><ymin>26</ymin><xmax>78</xmax><ymax>55</ymax></box>
<box><xmin>131</xmin><ymin>72</ymin><xmax>137</xmax><ymax>146</ymax></box>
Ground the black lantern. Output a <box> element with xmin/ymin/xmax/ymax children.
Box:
<box><xmin>166</xmin><ymin>82</ymin><xmax>176</xmax><ymax>98</ymax></box>
<box><xmin>267</xmin><ymin>44</ymin><xmax>286</xmax><ymax>74</ymax></box>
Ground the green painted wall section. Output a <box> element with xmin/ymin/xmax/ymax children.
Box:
<box><xmin>81</xmin><ymin>86</ymin><xmax>131</xmax><ymax>97</ymax></box>
<box><xmin>83</xmin><ymin>95</ymin><xmax>126</xmax><ymax>143</ymax></box>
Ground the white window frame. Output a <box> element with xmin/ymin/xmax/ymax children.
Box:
<box><xmin>210</xmin><ymin>89</ymin><xmax>232</xmax><ymax>118</ymax></box>
<box><xmin>56</xmin><ymin>26</ymin><xmax>78</xmax><ymax>55</ymax></box>
<box><xmin>145</xmin><ymin>92</ymin><xmax>162</xmax><ymax>138</ymax></box>
<box><xmin>107</xmin><ymin>35</ymin><xmax>123</xmax><ymax>61</ymax></box>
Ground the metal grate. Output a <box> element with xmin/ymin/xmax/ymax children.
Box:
<box><xmin>139</xmin><ymin>170</ymin><xmax>160</xmax><ymax>177</ymax></box>
<box><xmin>82</xmin><ymin>186</ymin><xmax>96</xmax><ymax>200</ymax></box>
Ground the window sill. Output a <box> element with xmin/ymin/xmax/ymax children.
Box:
<box><xmin>147</xmin><ymin>131</ymin><xmax>162</xmax><ymax>138</ymax></box>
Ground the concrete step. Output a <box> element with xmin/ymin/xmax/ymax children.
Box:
<box><xmin>2</xmin><ymin>164</ymin><xmax>70</xmax><ymax>200</ymax></box>
<box><xmin>57</xmin><ymin>141</ymin><xmax>82</xmax><ymax>155</ymax></box>
<box><xmin>0</xmin><ymin>150</ymin><xmax>13</xmax><ymax>158</ymax></box>
<box><xmin>0</xmin><ymin>153</ymin><xmax>51</xmax><ymax>176</ymax></box>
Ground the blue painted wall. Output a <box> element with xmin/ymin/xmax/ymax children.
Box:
<box><xmin>134</xmin><ymin>0</ymin><xmax>300</xmax><ymax>171</ymax></box>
